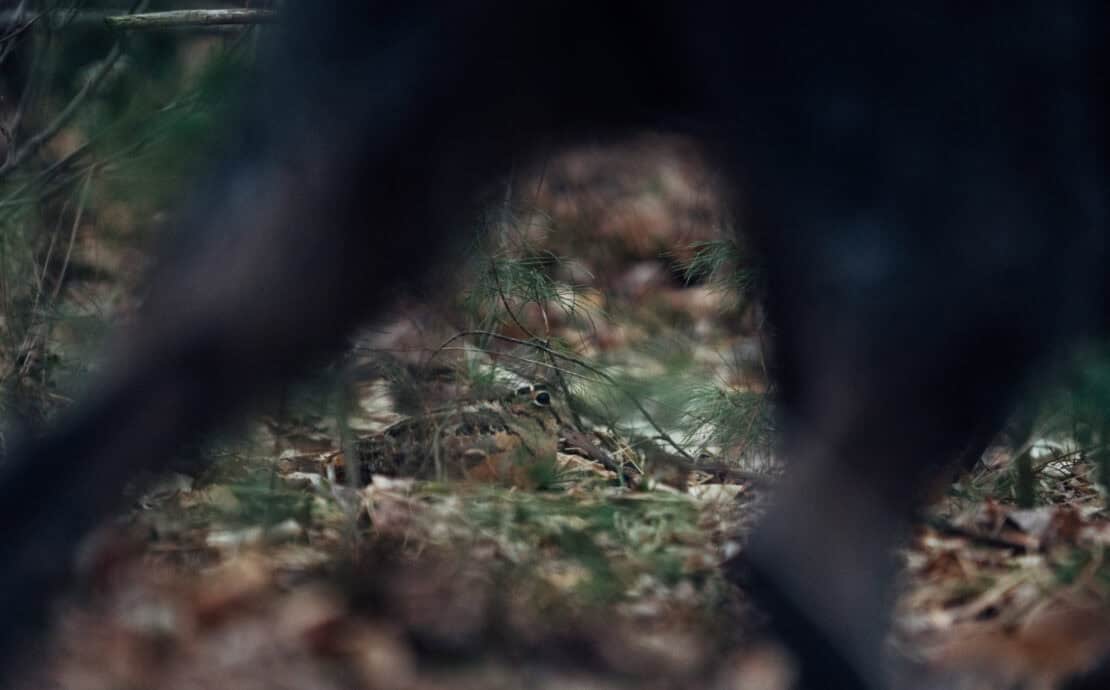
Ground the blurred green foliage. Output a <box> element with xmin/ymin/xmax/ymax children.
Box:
<box><xmin>0</xmin><ymin>3</ymin><xmax>252</xmax><ymax>430</ymax></box>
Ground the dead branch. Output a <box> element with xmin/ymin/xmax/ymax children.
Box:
<box><xmin>105</xmin><ymin>9</ymin><xmax>277</xmax><ymax>31</ymax></box>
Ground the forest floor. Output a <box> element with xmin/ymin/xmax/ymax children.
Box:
<box><xmin>10</xmin><ymin>135</ymin><xmax>1110</xmax><ymax>690</ymax></box>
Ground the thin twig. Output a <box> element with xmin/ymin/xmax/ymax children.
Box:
<box><xmin>49</xmin><ymin>166</ymin><xmax>92</xmax><ymax>302</ymax></box>
<box><xmin>33</xmin><ymin>197</ymin><xmax>65</xmax><ymax>302</ymax></box>
<box><xmin>0</xmin><ymin>2</ymin><xmax>32</xmax><ymax>57</ymax></box>
<box><xmin>12</xmin><ymin>168</ymin><xmax>92</xmax><ymax>382</ymax></box>
<box><xmin>434</xmin><ymin>344</ymin><xmax>606</xmax><ymax>386</ymax></box>
<box><xmin>3</xmin><ymin>4</ymin><xmax>45</xmax><ymax>146</ymax></box>
<box><xmin>1</xmin><ymin>197</ymin><xmax>66</xmax><ymax>387</ymax></box>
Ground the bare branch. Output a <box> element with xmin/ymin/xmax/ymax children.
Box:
<box><xmin>105</xmin><ymin>9</ymin><xmax>277</xmax><ymax>31</ymax></box>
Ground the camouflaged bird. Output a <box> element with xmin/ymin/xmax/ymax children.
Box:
<box><xmin>352</xmin><ymin>383</ymin><xmax>571</xmax><ymax>486</ymax></box>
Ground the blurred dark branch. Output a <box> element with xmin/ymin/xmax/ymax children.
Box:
<box><xmin>105</xmin><ymin>9</ymin><xmax>277</xmax><ymax>30</ymax></box>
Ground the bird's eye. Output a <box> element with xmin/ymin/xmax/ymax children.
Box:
<box><xmin>515</xmin><ymin>385</ymin><xmax>533</xmax><ymax>396</ymax></box>
<box><xmin>533</xmin><ymin>391</ymin><xmax>551</xmax><ymax>407</ymax></box>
